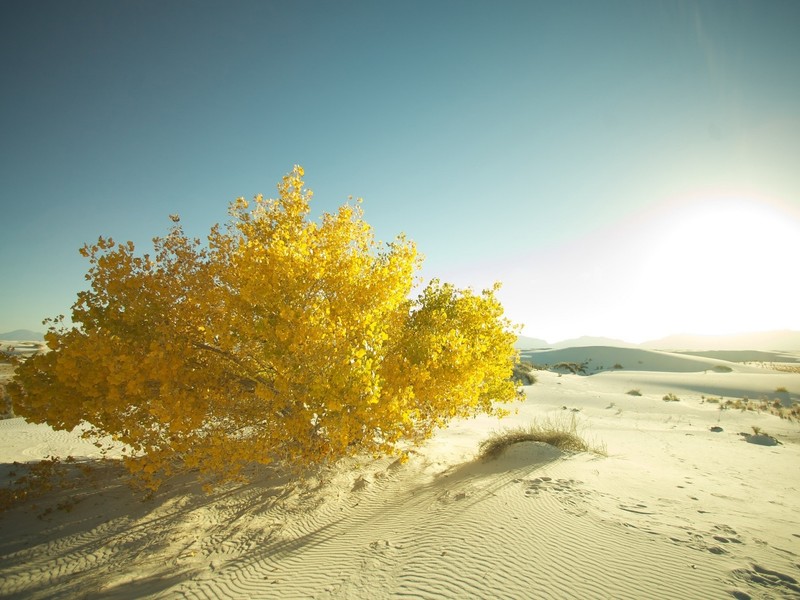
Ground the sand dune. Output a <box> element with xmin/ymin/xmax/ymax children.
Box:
<box><xmin>1</xmin><ymin>348</ymin><xmax>799</xmax><ymax>599</ymax></box>
<box><xmin>520</xmin><ymin>345</ymin><xmax>774</xmax><ymax>374</ymax></box>
<box><xmin>0</xmin><ymin>341</ymin><xmax>46</xmax><ymax>358</ymax></box>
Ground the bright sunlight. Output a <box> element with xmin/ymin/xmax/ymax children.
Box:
<box><xmin>637</xmin><ymin>195</ymin><xmax>800</xmax><ymax>336</ymax></box>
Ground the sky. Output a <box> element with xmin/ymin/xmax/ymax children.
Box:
<box><xmin>1</xmin><ymin>0</ymin><xmax>799</xmax><ymax>343</ymax></box>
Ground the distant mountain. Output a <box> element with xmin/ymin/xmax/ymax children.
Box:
<box><xmin>642</xmin><ymin>330</ymin><xmax>800</xmax><ymax>352</ymax></box>
<box><xmin>671</xmin><ymin>349</ymin><xmax>800</xmax><ymax>364</ymax></box>
<box><xmin>550</xmin><ymin>336</ymin><xmax>638</xmax><ymax>349</ymax></box>
<box><xmin>515</xmin><ymin>335</ymin><xmax>550</xmax><ymax>349</ymax></box>
<box><xmin>0</xmin><ymin>329</ymin><xmax>44</xmax><ymax>341</ymax></box>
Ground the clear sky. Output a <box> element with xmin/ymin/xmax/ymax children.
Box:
<box><xmin>1</xmin><ymin>0</ymin><xmax>799</xmax><ymax>343</ymax></box>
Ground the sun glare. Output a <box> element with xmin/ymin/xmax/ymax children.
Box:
<box><xmin>637</xmin><ymin>196</ymin><xmax>800</xmax><ymax>336</ymax></box>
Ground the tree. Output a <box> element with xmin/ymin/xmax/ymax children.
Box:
<box><xmin>9</xmin><ymin>167</ymin><xmax>521</xmax><ymax>490</ymax></box>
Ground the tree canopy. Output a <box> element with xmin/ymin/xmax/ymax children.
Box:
<box><xmin>9</xmin><ymin>167</ymin><xmax>521</xmax><ymax>489</ymax></box>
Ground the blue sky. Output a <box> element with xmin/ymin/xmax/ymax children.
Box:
<box><xmin>2</xmin><ymin>0</ymin><xmax>799</xmax><ymax>342</ymax></box>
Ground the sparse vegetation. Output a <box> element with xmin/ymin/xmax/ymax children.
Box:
<box><xmin>776</xmin><ymin>386</ymin><xmax>789</xmax><ymax>393</ymax></box>
<box><xmin>512</xmin><ymin>361</ymin><xmax>538</xmax><ymax>385</ymax></box>
<box><xmin>662</xmin><ymin>393</ymin><xmax>680</xmax><ymax>402</ymax></box>
<box><xmin>613</xmin><ymin>363</ymin><xmax>623</xmax><ymax>370</ymax></box>
<box><xmin>705</xmin><ymin>396</ymin><xmax>800</xmax><ymax>422</ymax></box>
<box><xmin>715</xmin><ymin>403</ymin><xmax>726</xmax><ymax>424</ymax></box>
<box><xmin>626</xmin><ymin>389</ymin><xmax>642</xmax><ymax>396</ymax></box>
<box><xmin>478</xmin><ymin>414</ymin><xmax>607</xmax><ymax>459</ymax></box>
<box><xmin>551</xmin><ymin>361</ymin><xmax>589</xmax><ymax>375</ymax></box>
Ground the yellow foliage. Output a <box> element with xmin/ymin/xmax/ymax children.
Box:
<box><xmin>10</xmin><ymin>167</ymin><xmax>521</xmax><ymax>490</ymax></box>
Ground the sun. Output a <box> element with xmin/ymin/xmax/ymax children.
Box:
<box><xmin>636</xmin><ymin>195</ymin><xmax>800</xmax><ymax>336</ymax></box>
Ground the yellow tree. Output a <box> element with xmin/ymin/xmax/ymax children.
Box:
<box><xmin>10</xmin><ymin>167</ymin><xmax>521</xmax><ymax>489</ymax></box>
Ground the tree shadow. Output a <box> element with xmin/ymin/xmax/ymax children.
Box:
<box><xmin>0</xmin><ymin>457</ymin><xmax>297</xmax><ymax>599</ymax></box>
<box><xmin>0</xmin><ymin>447</ymin><xmax>564</xmax><ymax>598</ymax></box>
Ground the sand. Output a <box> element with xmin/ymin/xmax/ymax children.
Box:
<box><xmin>1</xmin><ymin>346</ymin><xmax>799</xmax><ymax>599</ymax></box>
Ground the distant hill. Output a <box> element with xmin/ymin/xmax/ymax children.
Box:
<box><xmin>671</xmin><ymin>349</ymin><xmax>800</xmax><ymax>364</ymax></box>
<box><xmin>550</xmin><ymin>336</ymin><xmax>638</xmax><ymax>349</ymax></box>
<box><xmin>515</xmin><ymin>335</ymin><xmax>549</xmax><ymax>349</ymax></box>
<box><xmin>0</xmin><ymin>329</ymin><xmax>44</xmax><ymax>341</ymax></box>
<box><xmin>642</xmin><ymin>330</ymin><xmax>800</xmax><ymax>352</ymax></box>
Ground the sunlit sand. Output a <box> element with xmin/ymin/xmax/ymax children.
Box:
<box><xmin>1</xmin><ymin>340</ymin><xmax>799</xmax><ymax>599</ymax></box>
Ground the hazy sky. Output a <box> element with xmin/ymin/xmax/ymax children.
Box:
<box><xmin>2</xmin><ymin>0</ymin><xmax>799</xmax><ymax>343</ymax></box>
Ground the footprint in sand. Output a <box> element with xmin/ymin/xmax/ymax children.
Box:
<box><xmin>522</xmin><ymin>477</ymin><xmax>583</xmax><ymax>498</ymax></box>
<box><xmin>365</xmin><ymin>539</ymin><xmax>400</xmax><ymax>568</ymax></box>
<box><xmin>520</xmin><ymin>478</ymin><xmax>591</xmax><ymax>514</ymax></box>
<box><xmin>369</xmin><ymin>539</ymin><xmax>395</xmax><ymax>552</ymax></box>
<box><xmin>713</xmin><ymin>535</ymin><xmax>743</xmax><ymax>545</ymax></box>
<box><xmin>618</xmin><ymin>503</ymin><xmax>654</xmax><ymax>515</ymax></box>
<box><xmin>671</xmin><ymin>524</ymin><xmax>746</xmax><ymax>556</ymax></box>
<box><xmin>731</xmin><ymin>563</ymin><xmax>800</xmax><ymax>597</ymax></box>
<box><xmin>437</xmin><ymin>489</ymin><xmax>470</xmax><ymax>505</ymax></box>
<box><xmin>713</xmin><ymin>525</ymin><xmax>744</xmax><ymax>545</ymax></box>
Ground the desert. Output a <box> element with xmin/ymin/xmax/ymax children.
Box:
<box><xmin>3</xmin><ymin>2</ymin><xmax>800</xmax><ymax>598</ymax></box>
<box><xmin>2</xmin><ymin>340</ymin><xmax>799</xmax><ymax>599</ymax></box>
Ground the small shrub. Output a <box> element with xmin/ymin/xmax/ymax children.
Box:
<box><xmin>551</xmin><ymin>362</ymin><xmax>588</xmax><ymax>375</ymax></box>
<box><xmin>512</xmin><ymin>361</ymin><xmax>538</xmax><ymax>385</ymax></box>
<box><xmin>730</xmin><ymin>399</ymin><xmax>799</xmax><ymax>421</ymax></box>
<box><xmin>479</xmin><ymin>414</ymin><xmax>606</xmax><ymax>459</ymax></box>
<box><xmin>626</xmin><ymin>389</ymin><xmax>642</xmax><ymax>396</ymax></box>
<box><xmin>776</xmin><ymin>387</ymin><xmax>788</xmax><ymax>393</ymax></box>
<box><xmin>613</xmin><ymin>363</ymin><xmax>623</xmax><ymax>370</ymax></box>
<box><xmin>662</xmin><ymin>393</ymin><xmax>680</xmax><ymax>402</ymax></box>
<box><xmin>718</xmin><ymin>398</ymin><xmax>753</xmax><ymax>413</ymax></box>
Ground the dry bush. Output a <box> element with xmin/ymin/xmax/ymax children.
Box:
<box><xmin>662</xmin><ymin>393</ymin><xmax>680</xmax><ymax>402</ymax></box>
<box><xmin>512</xmin><ymin>361</ymin><xmax>538</xmax><ymax>385</ymax></box>
<box><xmin>716</xmin><ymin>397</ymin><xmax>799</xmax><ymax>422</ymax></box>
<box><xmin>551</xmin><ymin>362</ymin><xmax>588</xmax><ymax>375</ymax></box>
<box><xmin>772</xmin><ymin>364</ymin><xmax>800</xmax><ymax>374</ymax></box>
<box><xmin>0</xmin><ymin>383</ymin><xmax>13</xmax><ymax>419</ymax></box>
<box><xmin>626</xmin><ymin>389</ymin><xmax>642</xmax><ymax>396</ymax></box>
<box><xmin>479</xmin><ymin>414</ymin><xmax>606</xmax><ymax>460</ymax></box>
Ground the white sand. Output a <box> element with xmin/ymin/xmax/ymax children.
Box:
<box><xmin>1</xmin><ymin>347</ymin><xmax>799</xmax><ymax>599</ymax></box>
